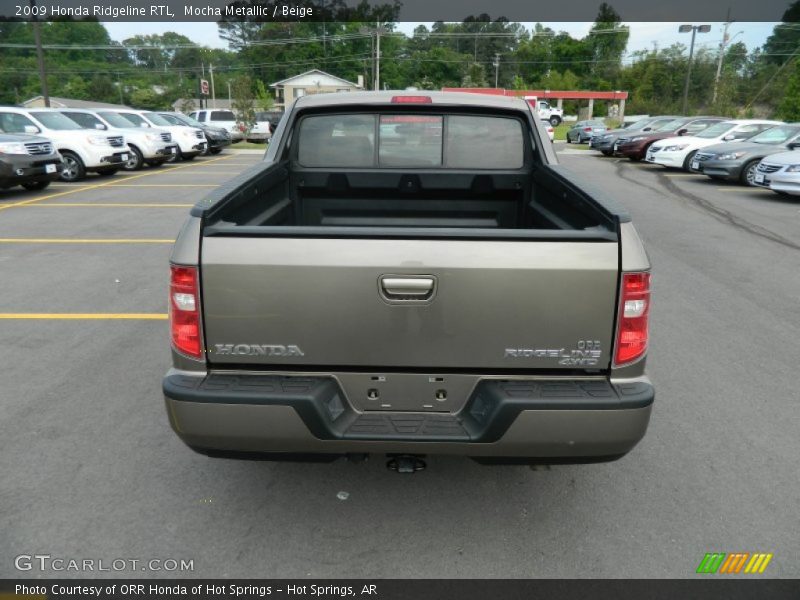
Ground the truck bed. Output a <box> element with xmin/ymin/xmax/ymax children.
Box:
<box><xmin>195</xmin><ymin>161</ymin><xmax>623</xmax><ymax>239</ymax></box>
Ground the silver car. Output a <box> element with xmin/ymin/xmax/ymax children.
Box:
<box><xmin>753</xmin><ymin>149</ymin><xmax>800</xmax><ymax>195</ymax></box>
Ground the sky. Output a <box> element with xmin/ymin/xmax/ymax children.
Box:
<box><xmin>103</xmin><ymin>21</ymin><xmax>779</xmax><ymax>58</ymax></box>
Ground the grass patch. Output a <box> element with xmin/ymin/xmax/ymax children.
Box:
<box><xmin>231</xmin><ymin>141</ymin><xmax>270</xmax><ymax>150</ymax></box>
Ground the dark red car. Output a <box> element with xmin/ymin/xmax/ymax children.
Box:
<box><xmin>615</xmin><ymin>116</ymin><xmax>727</xmax><ymax>161</ymax></box>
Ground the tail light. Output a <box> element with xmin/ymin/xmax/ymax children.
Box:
<box><xmin>614</xmin><ymin>272</ymin><xmax>651</xmax><ymax>366</ymax></box>
<box><xmin>583</xmin><ymin>127</ymin><xmax>593</xmax><ymax>132</ymax></box>
<box><xmin>169</xmin><ymin>265</ymin><xmax>203</xmax><ymax>359</ymax></box>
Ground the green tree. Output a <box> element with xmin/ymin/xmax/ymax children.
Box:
<box><xmin>231</xmin><ymin>75</ymin><xmax>256</xmax><ymax>132</ymax></box>
<box><xmin>777</xmin><ymin>60</ymin><xmax>800</xmax><ymax>119</ymax></box>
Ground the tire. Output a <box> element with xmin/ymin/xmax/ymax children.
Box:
<box><xmin>628</xmin><ymin>156</ymin><xmax>641</xmax><ymax>162</ymax></box>
<box><xmin>145</xmin><ymin>160</ymin><xmax>165</xmax><ymax>168</ymax></box>
<box><xmin>181</xmin><ymin>153</ymin><xmax>197</xmax><ymax>161</ymax></box>
<box><xmin>549</xmin><ymin>116</ymin><xmax>562</xmax><ymax>127</ymax></box>
<box><xmin>682</xmin><ymin>150</ymin><xmax>698</xmax><ymax>171</ymax></box>
<box><xmin>96</xmin><ymin>168</ymin><xmax>118</xmax><ymax>177</ymax></box>
<box><xmin>601</xmin><ymin>150</ymin><xmax>613</xmax><ymax>156</ymax></box>
<box><xmin>565</xmin><ymin>134</ymin><xmax>571</xmax><ymax>144</ymax></box>
<box><xmin>59</xmin><ymin>151</ymin><xmax>85</xmax><ymax>182</ymax></box>
<box><xmin>209</xmin><ymin>147</ymin><xmax>223</xmax><ymax>155</ymax></box>
<box><xmin>122</xmin><ymin>145</ymin><xmax>143</xmax><ymax>171</ymax></box>
<box><xmin>21</xmin><ymin>180</ymin><xmax>50</xmax><ymax>191</ymax></box>
<box><xmin>740</xmin><ymin>159</ymin><xmax>760</xmax><ymax>186</ymax></box>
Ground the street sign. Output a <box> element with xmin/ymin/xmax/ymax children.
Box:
<box><xmin>200</xmin><ymin>79</ymin><xmax>209</xmax><ymax>95</ymax></box>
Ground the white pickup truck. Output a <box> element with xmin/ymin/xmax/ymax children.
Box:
<box><xmin>525</xmin><ymin>96</ymin><xmax>564</xmax><ymax>126</ymax></box>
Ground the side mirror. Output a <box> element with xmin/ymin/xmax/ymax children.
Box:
<box><xmin>94</xmin><ymin>123</ymin><xmax>107</xmax><ymax>130</ymax></box>
<box><xmin>643</xmin><ymin>127</ymin><xmax>652</xmax><ymax>131</ymax></box>
<box><xmin>677</xmin><ymin>128</ymin><xmax>688</xmax><ymax>136</ymax></box>
<box><xmin>140</xmin><ymin>123</ymin><xmax>150</xmax><ymax>128</ymax></box>
<box><xmin>787</xmin><ymin>141</ymin><xmax>800</xmax><ymax>150</ymax></box>
<box><xmin>24</xmin><ymin>125</ymin><xmax>40</xmax><ymax>134</ymax></box>
<box><xmin>723</xmin><ymin>134</ymin><xmax>735</xmax><ymax>141</ymax></box>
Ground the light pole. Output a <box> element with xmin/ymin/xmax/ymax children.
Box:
<box><xmin>493</xmin><ymin>53</ymin><xmax>500</xmax><ymax>88</ymax></box>
<box><xmin>679</xmin><ymin>24</ymin><xmax>711</xmax><ymax>115</ymax></box>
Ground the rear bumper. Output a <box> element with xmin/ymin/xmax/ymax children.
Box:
<box><xmin>164</xmin><ymin>372</ymin><xmax>653</xmax><ymax>460</ymax></box>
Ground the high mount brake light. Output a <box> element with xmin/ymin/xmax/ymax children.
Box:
<box><xmin>391</xmin><ymin>96</ymin><xmax>433</xmax><ymax>104</ymax></box>
<box><xmin>614</xmin><ymin>272</ymin><xmax>651</xmax><ymax>366</ymax></box>
<box><xmin>169</xmin><ymin>265</ymin><xmax>203</xmax><ymax>359</ymax></box>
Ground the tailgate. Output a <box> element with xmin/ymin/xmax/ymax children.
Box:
<box><xmin>200</xmin><ymin>237</ymin><xmax>619</xmax><ymax>370</ymax></box>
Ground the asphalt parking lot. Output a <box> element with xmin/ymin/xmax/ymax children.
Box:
<box><xmin>1</xmin><ymin>147</ymin><xmax>798</xmax><ymax>579</ymax></box>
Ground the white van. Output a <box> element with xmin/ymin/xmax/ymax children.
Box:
<box><xmin>60</xmin><ymin>109</ymin><xmax>178</xmax><ymax>171</ymax></box>
<box><xmin>0</xmin><ymin>107</ymin><xmax>129</xmax><ymax>181</ymax></box>
<box><xmin>188</xmin><ymin>109</ymin><xmax>244</xmax><ymax>142</ymax></box>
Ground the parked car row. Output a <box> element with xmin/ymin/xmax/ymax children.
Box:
<box><xmin>0</xmin><ymin>106</ymin><xmax>236</xmax><ymax>191</ymax></box>
<box><xmin>187</xmin><ymin>108</ymin><xmax>280</xmax><ymax>144</ymax></box>
<box><xmin>581</xmin><ymin>114</ymin><xmax>800</xmax><ymax>196</ymax></box>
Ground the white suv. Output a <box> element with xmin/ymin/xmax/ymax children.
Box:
<box><xmin>103</xmin><ymin>110</ymin><xmax>207</xmax><ymax>161</ymax></box>
<box><xmin>0</xmin><ymin>107</ymin><xmax>129</xmax><ymax>181</ymax></box>
<box><xmin>188</xmin><ymin>109</ymin><xmax>244</xmax><ymax>142</ymax></box>
<box><xmin>61</xmin><ymin>109</ymin><xmax>178</xmax><ymax>171</ymax></box>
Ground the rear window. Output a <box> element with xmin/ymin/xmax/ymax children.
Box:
<box><xmin>297</xmin><ymin>113</ymin><xmax>524</xmax><ymax>169</ymax></box>
<box><xmin>210</xmin><ymin>111</ymin><xmax>236</xmax><ymax>122</ymax></box>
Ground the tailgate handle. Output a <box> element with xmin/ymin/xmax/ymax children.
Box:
<box><xmin>379</xmin><ymin>276</ymin><xmax>436</xmax><ymax>302</ymax></box>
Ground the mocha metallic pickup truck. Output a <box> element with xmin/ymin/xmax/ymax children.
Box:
<box><xmin>163</xmin><ymin>92</ymin><xmax>654</xmax><ymax>469</ymax></box>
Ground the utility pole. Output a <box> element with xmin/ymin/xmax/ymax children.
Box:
<box><xmin>679</xmin><ymin>24</ymin><xmax>711</xmax><ymax>115</ymax></box>
<box><xmin>360</xmin><ymin>23</ymin><xmax>388</xmax><ymax>91</ymax></box>
<box><xmin>210</xmin><ymin>63</ymin><xmax>216</xmax><ymax>109</ymax></box>
<box><xmin>376</xmin><ymin>23</ymin><xmax>381</xmax><ymax>91</ymax></box>
<box><xmin>493</xmin><ymin>53</ymin><xmax>500</xmax><ymax>88</ymax></box>
<box><xmin>713</xmin><ymin>13</ymin><xmax>731</xmax><ymax>105</ymax></box>
<box><xmin>30</xmin><ymin>0</ymin><xmax>49</xmax><ymax>107</ymax></box>
<box><xmin>227</xmin><ymin>81</ymin><xmax>232</xmax><ymax>104</ymax></box>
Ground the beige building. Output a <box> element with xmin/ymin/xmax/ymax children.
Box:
<box><xmin>270</xmin><ymin>69</ymin><xmax>363</xmax><ymax>110</ymax></box>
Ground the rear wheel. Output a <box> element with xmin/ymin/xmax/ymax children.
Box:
<box><xmin>22</xmin><ymin>180</ymin><xmax>50</xmax><ymax>191</ymax></box>
<box><xmin>122</xmin><ymin>146</ymin><xmax>143</xmax><ymax>171</ymax></box>
<box><xmin>740</xmin><ymin>159</ymin><xmax>760</xmax><ymax>186</ymax></box>
<box><xmin>59</xmin><ymin>151</ymin><xmax>85</xmax><ymax>182</ymax></box>
<box><xmin>549</xmin><ymin>116</ymin><xmax>562</xmax><ymax>127</ymax></box>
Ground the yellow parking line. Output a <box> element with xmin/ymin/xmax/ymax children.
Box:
<box><xmin>0</xmin><ymin>154</ymin><xmax>234</xmax><ymax>212</ymax></box>
<box><xmin>715</xmin><ymin>187</ymin><xmax>773</xmax><ymax>192</ymax></box>
<box><xmin>0</xmin><ymin>313</ymin><xmax>167</xmax><ymax>319</ymax></box>
<box><xmin>0</xmin><ymin>238</ymin><xmax>173</xmax><ymax>244</ymax></box>
<box><xmin>158</xmin><ymin>170</ymin><xmax>241</xmax><ymax>175</ymax></box>
<box><xmin>104</xmin><ymin>184</ymin><xmax>219</xmax><ymax>188</ymax></box>
<box><xmin>28</xmin><ymin>203</ymin><xmax>193</xmax><ymax>208</ymax></box>
<box><xmin>663</xmin><ymin>173</ymin><xmax>700</xmax><ymax>177</ymax></box>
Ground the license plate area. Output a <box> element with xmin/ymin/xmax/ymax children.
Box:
<box><xmin>337</xmin><ymin>373</ymin><xmax>478</xmax><ymax>412</ymax></box>
<box><xmin>45</xmin><ymin>164</ymin><xmax>57</xmax><ymax>173</ymax></box>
